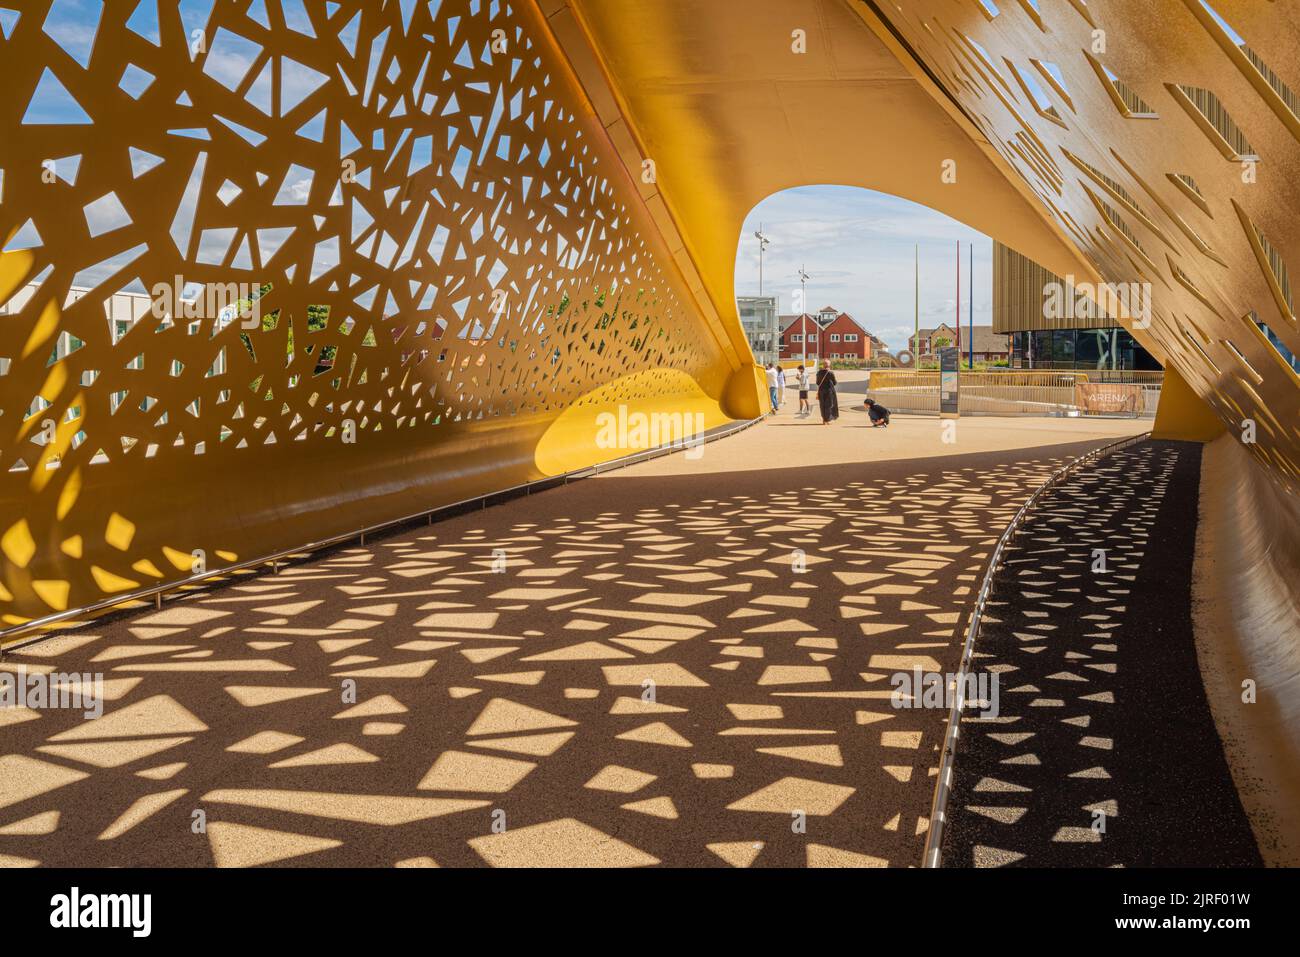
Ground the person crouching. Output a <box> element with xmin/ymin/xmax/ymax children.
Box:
<box><xmin>865</xmin><ymin>398</ymin><xmax>890</xmax><ymax>428</ymax></box>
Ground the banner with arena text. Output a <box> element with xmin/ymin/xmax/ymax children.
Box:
<box><xmin>1075</xmin><ymin>382</ymin><xmax>1143</xmax><ymax>414</ymax></box>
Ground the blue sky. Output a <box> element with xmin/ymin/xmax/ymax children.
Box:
<box><xmin>16</xmin><ymin>0</ymin><xmax>219</xmax><ymax>124</ymax></box>
<box><xmin>735</xmin><ymin>185</ymin><xmax>992</xmax><ymax>354</ymax></box>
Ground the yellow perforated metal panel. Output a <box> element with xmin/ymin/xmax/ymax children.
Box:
<box><xmin>865</xmin><ymin>0</ymin><xmax>1300</xmax><ymax>482</ymax></box>
<box><xmin>0</xmin><ymin>0</ymin><xmax>752</xmax><ymax>623</ymax></box>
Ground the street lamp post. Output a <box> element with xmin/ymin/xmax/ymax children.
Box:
<box><xmin>755</xmin><ymin>226</ymin><xmax>772</xmax><ymax>364</ymax></box>
<box><xmin>798</xmin><ymin>265</ymin><xmax>810</xmax><ymax>366</ymax></box>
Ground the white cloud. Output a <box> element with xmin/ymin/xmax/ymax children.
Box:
<box><xmin>736</xmin><ymin>185</ymin><xmax>996</xmax><ymax>352</ymax></box>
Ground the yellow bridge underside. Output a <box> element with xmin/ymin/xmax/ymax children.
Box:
<box><xmin>1</xmin><ymin>0</ymin><xmax>1297</xmax><ymax>623</ymax></box>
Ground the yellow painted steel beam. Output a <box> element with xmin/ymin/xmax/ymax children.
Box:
<box><xmin>568</xmin><ymin>0</ymin><xmax>1115</xmax><ymax>361</ymax></box>
<box><xmin>1154</xmin><ymin>365</ymin><xmax>1229</xmax><ymax>442</ymax></box>
<box><xmin>568</xmin><ymin>0</ymin><xmax>1299</xmax><ymax>492</ymax></box>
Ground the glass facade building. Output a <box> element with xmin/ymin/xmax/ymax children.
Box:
<box><xmin>994</xmin><ymin>242</ymin><xmax>1161</xmax><ymax>373</ymax></box>
<box><xmin>737</xmin><ymin>295</ymin><xmax>780</xmax><ymax>365</ymax></box>
<box><xmin>1008</xmin><ymin>327</ymin><xmax>1159</xmax><ymax>370</ymax></box>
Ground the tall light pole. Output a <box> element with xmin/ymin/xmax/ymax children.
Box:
<box><xmin>913</xmin><ymin>243</ymin><xmax>919</xmax><ymax>369</ymax></box>
<box><xmin>798</xmin><ymin>265</ymin><xmax>811</xmax><ymax>366</ymax></box>
<box><xmin>754</xmin><ymin>225</ymin><xmax>771</xmax><ymax>296</ymax></box>
<box><xmin>755</xmin><ymin>226</ymin><xmax>772</xmax><ymax>364</ymax></box>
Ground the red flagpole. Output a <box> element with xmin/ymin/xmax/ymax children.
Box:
<box><xmin>955</xmin><ymin>240</ymin><xmax>961</xmax><ymax>357</ymax></box>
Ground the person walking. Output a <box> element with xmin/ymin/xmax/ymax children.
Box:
<box><xmin>764</xmin><ymin>363</ymin><xmax>779</xmax><ymax>415</ymax></box>
<box><xmin>797</xmin><ymin>365</ymin><xmax>811</xmax><ymax>416</ymax></box>
<box><xmin>775</xmin><ymin>365</ymin><xmax>787</xmax><ymax>408</ymax></box>
<box><xmin>815</xmin><ymin>360</ymin><xmax>838</xmax><ymax>424</ymax></box>
<box><xmin>865</xmin><ymin>398</ymin><xmax>891</xmax><ymax>427</ymax></box>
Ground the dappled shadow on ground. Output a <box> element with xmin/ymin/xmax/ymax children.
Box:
<box><xmin>942</xmin><ymin>440</ymin><xmax>1261</xmax><ymax>867</ymax></box>
<box><xmin>1</xmin><ymin>441</ymin><xmax>1116</xmax><ymax>867</ymax></box>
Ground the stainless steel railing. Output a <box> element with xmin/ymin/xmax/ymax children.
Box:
<box><xmin>862</xmin><ymin>370</ymin><xmax>1160</xmax><ymax>416</ymax></box>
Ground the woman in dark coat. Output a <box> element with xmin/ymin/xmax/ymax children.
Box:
<box><xmin>815</xmin><ymin>361</ymin><xmax>839</xmax><ymax>424</ymax></box>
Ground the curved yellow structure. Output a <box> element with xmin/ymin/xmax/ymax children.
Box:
<box><xmin>561</xmin><ymin>0</ymin><xmax>1297</xmax><ymax>487</ymax></box>
<box><xmin>0</xmin><ymin>0</ymin><xmax>759</xmax><ymax>623</ymax></box>
<box><xmin>2</xmin><ymin>0</ymin><xmax>1298</xmax><ymax>627</ymax></box>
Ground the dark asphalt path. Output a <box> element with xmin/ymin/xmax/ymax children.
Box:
<box><xmin>942</xmin><ymin>439</ymin><xmax>1262</xmax><ymax>867</ymax></box>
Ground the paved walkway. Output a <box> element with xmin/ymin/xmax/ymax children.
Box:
<box><xmin>0</xmin><ymin>412</ymin><xmax>1145</xmax><ymax>867</ymax></box>
<box><xmin>942</xmin><ymin>440</ymin><xmax>1261</xmax><ymax>866</ymax></box>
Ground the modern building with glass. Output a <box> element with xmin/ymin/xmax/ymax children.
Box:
<box><xmin>1007</xmin><ymin>327</ymin><xmax>1159</xmax><ymax>371</ymax></box>
<box><xmin>993</xmin><ymin>241</ymin><xmax>1159</xmax><ymax>371</ymax></box>
<box><xmin>736</xmin><ymin>295</ymin><xmax>780</xmax><ymax>365</ymax></box>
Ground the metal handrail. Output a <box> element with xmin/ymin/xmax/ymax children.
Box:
<box><xmin>921</xmin><ymin>429</ymin><xmax>1152</xmax><ymax>868</ymax></box>
<box><xmin>0</xmin><ymin>415</ymin><xmax>763</xmax><ymax>651</ymax></box>
<box><xmin>862</xmin><ymin>368</ymin><xmax>1157</xmax><ymax>417</ymax></box>
<box><xmin>868</xmin><ymin>370</ymin><xmax>1165</xmax><ymax>387</ymax></box>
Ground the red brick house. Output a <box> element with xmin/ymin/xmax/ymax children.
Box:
<box><xmin>912</xmin><ymin>323</ymin><xmax>1009</xmax><ymax>363</ymax></box>
<box><xmin>778</xmin><ymin>309</ymin><xmax>872</xmax><ymax>363</ymax></box>
<box><xmin>821</xmin><ymin>311</ymin><xmax>872</xmax><ymax>361</ymax></box>
<box><xmin>778</xmin><ymin>313</ymin><xmax>821</xmax><ymax>363</ymax></box>
<box><xmin>912</xmin><ymin>322</ymin><xmax>959</xmax><ymax>360</ymax></box>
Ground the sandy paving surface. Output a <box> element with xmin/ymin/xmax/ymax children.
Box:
<box><xmin>1</xmin><ymin>418</ymin><xmax>1141</xmax><ymax>867</ymax></box>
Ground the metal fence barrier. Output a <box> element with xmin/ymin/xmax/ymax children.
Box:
<box><xmin>863</xmin><ymin>369</ymin><xmax>1162</xmax><ymax>416</ymax></box>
